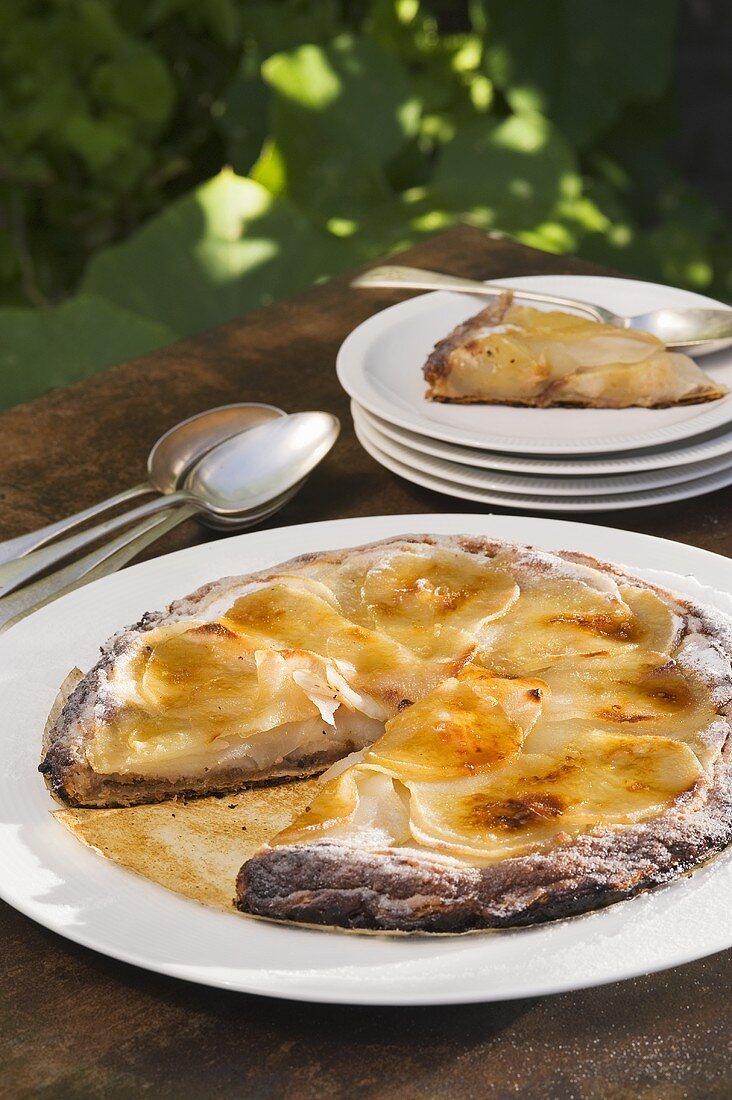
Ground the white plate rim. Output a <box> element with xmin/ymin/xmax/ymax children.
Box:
<box><xmin>337</xmin><ymin>275</ymin><xmax>732</xmax><ymax>455</ymax></box>
<box><xmin>352</xmin><ymin>400</ymin><xmax>732</xmax><ymax>476</ymax></box>
<box><xmin>352</xmin><ymin>403</ymin><xmax>732</xmax><ymax>497</ymax></box>
<box><xmin>1</xmin><ymin>514</ymin><xmax>731</xmax><ymax>1005</ymax></box>
<box><xmin>354</xmin><ymin>416</ymin><xmax>732</xmax><ymax>512</ymax></box>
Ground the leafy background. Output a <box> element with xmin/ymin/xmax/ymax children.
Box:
<box><xmin>1</xmin><ymin>0</ymin><xmax>730</xmax><ymax>409</ymax></box>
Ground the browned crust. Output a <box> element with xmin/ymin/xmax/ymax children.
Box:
<box><xmin>426</xmin><ymin>393</ymin><xmax>725</xmax><ymax>409</ymax></box>
<box><xmin>423</xmin><ymin>294</ymin><xmax>513</xmax><ymax>389</ymax></box>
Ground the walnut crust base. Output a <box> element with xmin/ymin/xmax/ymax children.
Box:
<box><xmin>237</xmin><ymin>745</ymin><xmax>732</xmax><ymax>933</ymax></box>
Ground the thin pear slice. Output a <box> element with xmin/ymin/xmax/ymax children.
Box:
<box><xmin>539</xmin><ymin>650</ymin><xmax>707</xmax><ymax>728</ymax></box>
<box><xmin>478</xmin><ymin>574</ymin><xmax>635</xmax><ymax>675</ymax></box>
<box><xmin>407</xmin><ymin>729</ymin><xmax>703</xmax><ymax>862</ymax></box>
<box><xmin>90</xmin><ymin>625</ymin><xmax>354</xmax><ymax>775</ymax></box>
<box><xmin>270</xmin><ymin>770</ymin><xmax>360</xmax><ymax>846</ymax></box>
<box><xmin>364</xmin><ymin>666</ymin><xmax>543</xmax><ymax>781</ymax></box>
<box><xmin>360</xmin><ymin>548</ymin><xmax>519</xmax><ymax>658</ymax></box>
<box><xmin>223</xmin><ymin>580</ymin><xmax>460</xmax><ymax>712</ymax></box>
<box><xmin>547</xmin><ymin>352</ymin><xmax>723</xmax><ymax>407</ymax></box>
<box><xmin>618</xmin><ymin>585</ymin><xmax>683</xmax><ymax>654</ymax></box>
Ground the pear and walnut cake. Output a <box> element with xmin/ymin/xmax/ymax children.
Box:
<box><xmin>41</xmin><ymin>535</ymin><xmax>732</xmax><ymax>932</ymax></box>
<box><xmin>423</xmin><ymin>293</ymin><xmax>727</xmax><ymax>408</ymax></box>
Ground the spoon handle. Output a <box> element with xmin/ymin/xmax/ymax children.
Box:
<box><xmin>0</xmin><ymin>481</ymin><xmax>153</xmax><ymax>566</ymax></box>
<box><xmin>0</xmin><ymin>492</ymin><xmax>191</xmax><ymax>600</ymax></box>
<box><xmin>352</xmin><ymin>265</ymin><xmax>618</xmax><ymax>324</ymax></box>
<box><xmin>0</xmin><ymin>508</ymin><xmax>193</xmax><ymax>633</ymax></box>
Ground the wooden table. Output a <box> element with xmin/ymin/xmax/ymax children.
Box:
<box><xmin>1</xmin><ymin>228</ymin><xmax>730</xmax><ymax>1099</ymax></box>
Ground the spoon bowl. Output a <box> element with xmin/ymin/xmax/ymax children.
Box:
<box><xmin>149</xmin><ymin>402</ymin><xmax>285</xmax><ymax>493</ymax></box>
<box><xmin>199</xmin><ymin>479</ymin><xmax>306</xmax><ymax>530</ymax></box>
<box><xmin>0</xmin><ymin>402</ymin><xmax>286</xmax><ymax>566</ymax></box>
<box><xmin>184</xmin><ymin>412</ymin><xmax>340</xmax><ymax>516</ymax></box>
<box><xmin>628</xmin><ymin>309</ymin><xmax>732</xmax><ymax>355</ymax></box>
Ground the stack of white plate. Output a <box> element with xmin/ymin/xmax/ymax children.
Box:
<box><xmin>337</xmin><ymin>275</ymin><xmax>732</xmax><ymax>513</ymax></box>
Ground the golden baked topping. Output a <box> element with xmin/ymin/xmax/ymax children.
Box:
<box><xmin>364</xmin><ymin>666</ymin><xmax>540</xmax><ymax>780</ymax></box>
<box><xmin>406</xmin><ymin>729</ymin><xmax>702</xmax><ymax>860</ymax></box>
<box><xmin>73</xmin><ymin>541</ymin><xmax>718</xmax><ymax>858</ymax></box>
<box><xmin>477</xmin><ymin>573</ymin><xmax>636</xmax><ymax>674</ymax></box>
<box><xmin>271</xmin><ymin>770</ymin><xmax>360</xmax><ymax>846</ymax></box>
<box><xmin>222</xmin><ymin>579</ymin><xmax>456</xmax><ymax>707</ymax></box>
<box><xmin>359</xmin><ymin>549</ymin><xmax>518</xmax><ymax>658</ymax></box>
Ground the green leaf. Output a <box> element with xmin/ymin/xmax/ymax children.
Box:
<box><xmin>90</xmin><ymin>46</ymin><xmax>176</xmax><ymax>132</ymax></box>
<box><xmin>425</xmin><ymin>112</ymin><xmax>581</xmax><ymax>232</ymax></box>
<box><xmin>256</xmin><ymin>35</ymin><xmax>420</xmax><ymax>222</ymax></box>
<box><xmin>218</xmin><ymin>49</ymin><xmax>271</xmax><ymax>174</ymax></box>
<box><xmin>81</xmin><ymin>170</ymin><xmax>355</xmax><ymax>336</ymax></box>
<box><xmin>482</xmin><ymin>0</ymin><xmax>677</xmax><ymax>146</ymax></box>
<box><xmin>239</xmin><ymin>1</ymin><xmax>341</xmax><ymax>55</ymax></box>
<box><xmin>57</xmin><ymin>112</ymin><xmax>133</xmax><ymax>173</ymax></box>
<box><xmin>0</xmin><ymin>296</ymin><xmax>174</xmax><ymax>410</ymax></box>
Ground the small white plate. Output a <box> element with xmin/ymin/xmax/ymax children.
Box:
<box><xmin>352</xmin><ymin>403</ymin><xmax>732</xmax><ymax>497</ymax></box>
<box><xmin>337</xmin><ymin>275</ymin><xmax>732</xmax><ymax>455</ymax></box>
<box><xmin>2</xmin><ymin>515</ymin><xmax>731</xmax><ymax>1005</ymax></box>
<box><xmin>355</xmin><ymin>415</ymin><xmax>732</xmax><ymax>512</ymax></box>
<box><xmin>352</xmin><ymin>401</ymin><xmax>732</xmax><ymax>476</ymax></box>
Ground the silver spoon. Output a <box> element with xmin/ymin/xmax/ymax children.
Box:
<box><xmin>0</xmin><ymin>412</ymin><xmax>339</xmax><ymax>599</ymax></box>
<box><xmin>0</xmin><ymin>402</ymin><xmax>285</xmax><ymax>565</ymax></box>
<box><xmin>352</xmin><ymin>265</ymin><xmax>732</xmax><ymax>356</ymax></box>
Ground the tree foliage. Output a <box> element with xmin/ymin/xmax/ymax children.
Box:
<box><xmin>0</xmin><ymin>0</ymin><xmax>728</xmax><ymax>408</ymax></box>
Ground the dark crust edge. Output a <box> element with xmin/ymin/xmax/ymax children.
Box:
<box><xmin>234</xmin><ymin>764</ymin><xmax>732</xmax><ymax>932</ymax></box>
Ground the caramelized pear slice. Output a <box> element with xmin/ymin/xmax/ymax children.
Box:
<box><xmin>270</xmin><ymin>770</ymin><xmax>360</xmax><ymax>846</ymax></box>
<box><xmin>223</xmin><ymin>581</ymin><xmax>456</xmax><ymax>711</ymax></box>
<box><xmin>90</xmin><ymin>625</ymin><xmax>338</xmax><ymax>774</ymax></box>
<box><xmin>534</xmin><ymin>647</ymin><xmax>718</xmax><ymax>770</ymax></box>
<box><xmin>478</xmin><ymin>575</ymin><xmax>635</xmax><ymax>675</ymax></box>
<box><xmin>137</xmin><ymin>622</ymin><xmax>256</xmax><ymax>710</ymax></box>
<box><xmin>619</xmin><ymin>585</ymin><xmax>682</xmax><ymax>654</ymax></box>
<box><xmin>407</xmin><ymin>730</ymin><xmax>703</xmax><ymax>862</ymax></box>
<box><xmin>540</xmin><ymin>650</ymin><xmax>705</xmax><ymax>727</ymax></box>
<box><xmin>546</xmin><ymin>352</ymin><xmax>723</xmax><ymax>408</ymax></box>
<box><xmin>360</xmin><ymin>549</ymin><xmax>519</xmax><ymax>658</ymax></box>
<box><xmin>364</xmin><ymin>666</ymin><xmax>543</xmax><ymax>781</ymax></box>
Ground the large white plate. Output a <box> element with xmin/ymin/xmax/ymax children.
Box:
<box><xmin>337</xmin><ymin>275</ymin><xmax>732</xmax><ymax>455</ymax></box>
<box><xmin>352</xmin><ymin>403</ymin><xmax>732</xmax><ymax>497</ymax></box>
<box><xmin>353</xmin><ymin>401</ymin><xmax>732</xmax><ymax>476</ymax></box>
<box><xmin>355</xmin><ymin>417</ymin><xmax>732</xmax><ymax>512</ymax></box>
<box><xmin>1</xmin><ymin>514</ymin><xmax>731</xmax><ymax>1005</ymax></box>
